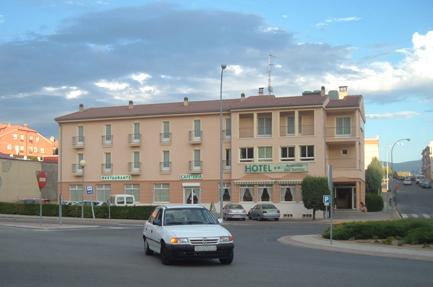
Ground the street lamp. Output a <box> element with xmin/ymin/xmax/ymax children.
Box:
<box><xmin>390</xmin><ymin>138</ymin><xmax>410</xmax><ymax>190</ymax></box>
<box><xmin>80</xmin><ymin>159</ymin><xmax>86</xmax><ymax>219</ymax></box>
<box><xmin>219</xmin><ymin>64</ymin><xmax>227</xmax><ymax>220</ymax></box>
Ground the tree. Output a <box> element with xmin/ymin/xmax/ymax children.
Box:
<box><xmin>365</xmin><ymin>157</ymin><xmax>384</xmax><ymax>194</ymax></box>
<box><xmin>301</xmin><ymin>176</ymin><xmax>330</xmax><ymax>220</ymax></box>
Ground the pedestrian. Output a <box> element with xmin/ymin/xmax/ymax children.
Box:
<box><xmin>360</xmin><ymin>202</ymin><xmax>367</xmax><ymax>213</ymax></box>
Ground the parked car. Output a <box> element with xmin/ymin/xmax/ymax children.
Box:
<box><xmin>416</xmin><ymin>175</ymin><xmax>425</xmax><ymax>184</ymax></box>
<box><xmin>81</xmin><ymin>200</ymin><xmax>106</xmax><ymax>207</ymax></box>
<box><xmin>223</xmin><ymin>203</ymin><xmax>247</xmax><ymax>221</ymax></box>
<box><xmin>419</xmin><ymin>180</ymin><xmax>432</xmax><ymax>189</ymax></box>
<box><xmin>142</xmin><ymin>205</ymin><xmax>234</xmax><ymax>265</ymax></box>
<box><xmin>248</xmin><ymin>203</ymin><xmax>280</xmax><ymax>221</ymax></box>
<box><xmin>17</xmin><ymin>198</ymin><xmax>49</xmax><ymax>204</ymax></box>
<box><xmin>108</xmin><ymin>194</ymin><xmax>135</xmax><ymax>206</ymax></box>
<box><xmin>403</xmin><ymin>177</ymin><xmax>412</xmax><ymax>185</ymax></box>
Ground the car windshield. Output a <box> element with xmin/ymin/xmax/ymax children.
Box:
<box><xmin>164</xmin><ymin>208</ymin><xmax>218</xmax><ymax>226</ymax></box>
<box><xmin>228</xmin><ymin>204</ymin><xmax>243</xmax><ymax>209</ymax></box>
<box><xmin>126</xmin><ymin>197</ymin><xmax>134</xmax><ymax>204</ymax></box>
<box><xmin>261</xmin><ymin>204</ymin><xmax>277</xmax><ymax>209</ymax></box>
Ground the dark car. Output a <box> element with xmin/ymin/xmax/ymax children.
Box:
<box><xmin>420</xmin><ymin>180</ymin><xmax>432</xmax><ymax>189</ymax></box>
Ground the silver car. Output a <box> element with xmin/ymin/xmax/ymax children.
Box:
<box><xmin>223</xmin><ymin>204</ymin><xmax>247</xmax><ymax>221</ymax></box>
<box><xmin>248</xmin><ymin>203</ymin><xmax>280</xmax><ymax>221</ymax></box>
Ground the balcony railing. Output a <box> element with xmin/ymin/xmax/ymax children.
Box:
<box><xmin>128</xmin><ymin>133</ymin><xmax>141</xmax><ymax>146</ymax></box>
<box><xmin>128</xmin><ymin>162</ymin><xmax>141</xmax><ymax>175</ymax></box>
<box><xmin>223</xmin><ymin>160</ymin><xmax>231</xmax><ymax>172</ymax></box>
<box><xmin>189</xmin><ymin>130</ymin><xmax>202</xmax><ymax>144</ymax></box>
<box><xmin>189</xmin><ymin>160</ymin><xmax>202</xmax><ymax>173</ymax></box>
<box><xmin>298</xmin><ymin>124</ymin><xmax>315</xmax><ymax>136</ymax></box>
<box><xmin>326</xmin><ymin>126</ymin><xmax>356</xmax><ymax>138</ymax></box>
<box><xmin>160</xmin><ymin>132</ymin><xmax>172</xmax><ymax>144</ymax></box>
<box><xmin>239</xmin><ymin>128</ymin><xmax>254</xmax><ymax>138</ymax></box>
<box><xmin>160</xmin><ymin>161</ymin><xmax>172</xmax><ymax>173</ymax></box>
<box><xmin>279</xmin><ymin>126</ymin><xmax>296</xmax><ymax>137</ymax></box>
<box><xmin>327</xmin><ymin>157</ymin><xmax>358</xmax><ymax>169</ymax></box>
<box><xmin>101</xmin><ymin>135</ymin><xmax>113</xmax><ymax>146</ymax></box>
<box><xmin>101</xmin><ymin>163</ymin><xmax>113</xmax><ymax>174</ymax></box>
<box><xmin>72</xmin><ymin>164</ymin><xmax>83</xmax><ymax>176</ymax></box>
<box><xmin>72</xmin><ymin>136</ymin><xmax>85</xmax><ymax>148</ymax></box>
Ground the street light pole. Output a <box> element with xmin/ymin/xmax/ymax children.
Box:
<box><xmin>219</xmin><ymin>64</ymin><xmax>227</xmax><ymax>220</ymax></box>
<box><xmin>80</xmin><ymin>159</ymin><xmax>86</xmax><ymax>219</ymax></box>
<box><xmin>390</xmin><ymin>138</ymin><xmax>410</xmax><ymax>191</ymax></box>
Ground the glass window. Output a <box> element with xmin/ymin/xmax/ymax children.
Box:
<box><xmin>133</xmin><ymin>151</ymin><xmax>140</xmax><ymax>168</ymax></box>
<box><xmin>69</xmin><ymin>185</ymin><xmax>83</xmax><ymax>201</ymax></box>
<box><xmin>193</xmin><ymin>149</ymin><xmax>201</xmax><ymax>167</ymax></box>
<box><xmin>184</xmin><ymin>187</ymin><xmax>200</xmax><ymax>204</ymax></box>
<box><xmin>104</xmin><ymin>124</ymin><xmax>112</xmax><ymax>142</ymax></box>
<box><xmin>162</xmin><ymin>151</ymin><xmax>170</xmax><ymax>169</ymax></box>
<box><xmin>300</xmin><ymin>145</ymin><xmax>314</xmax><ymax>161</ymax></box>
<box><xmin>154</xmin><ymin>184</ymin><xmax>170</xmax><ymax>202</ymax></box>
<box><xmin>124</xmin><ymin>184</ymin><xmax>140</xmax><ymax>201</ymax></box>
<box><xmin>162</xmin><ymin>121</ymin><xmax>170</xmax><ymax>138</ymax></box>
<box><xmin>225</xmin><ymin>149</ymin><xmax>231</xmax><ymax>167</ymax></box>
<box><xmin>105</xmin><ymin>153</ymin><xmax>112</xmax><ymax>169</ymax></box>
<box><xmin>96</xmin><ymin>184</ymin><xmax>111</xmax><ymax>202</ymax></box>
<box><xmin>41</xmin><ymin>148</ymin><xmax>45</xmax><ymax>154</ymax></box>
<box><xmin>194</xmin><ymin>119</ymin><xmax>201</xmax><ymax>137</ymax></box>
<box><xmin>7</xmin><ymin>144</ymin><xmax>12</xmax><ymax>150</ymax></box>
<box><xmin>218</xmin><ymin>183</ymin><xmax>231</xmax><ymax>201</ymax></box>
<box><xmin>258</xmin><ymin>146</ymin><xmax>272</xmax><ymax>162</ymax></box>
<box><xmin>133</xmin><ymin>122</ymin><xmax>140</xmax><ymax>140</ymax></box>
<box><xmin>240</xmin><ymin>186</ymin><xmax>253</xmax><ymax>202</ymax></box>
<box><xmin>240</xmin><ymin>147</ymin><xmax>254</xmax><ymax>162</ymax></box>
<box><xmin>258</xmin><ymin>185</ymin><xmax>272</xmax><ymax>201</ymax></box>
<box><xmin>287</xmin><ymin>113</ymin><xmax>295</xmax><ymax>135</ymax></box>
<box><xmin>20</xmin><ymin>134</ymin><xmax>25</xmax><ymax>141</ymax></box>
<box><xmin>77</xmin><ymin>153</ymin><xmax>84</xmax><ymax>164</ymax></box>
<box><xmin>280</xmin><ymin>186</ymin><xmax>294</xmax><ymax>201</ymax></box>
<box><xmin>281</xmin><ymin>146</ymin><xmax>295</xmax><ymax>161</ymax></box>
<box><xmin>12</xmin><ymin>134</ymin><xmax>17</xmax><ymax>140</ymax></box>
<box><xmin>78</xmin><ymin>126</ymin><xmax>84</xmax><ymax>138</ymax></box>
<box><xmin>336</xmin><ymin>117</ymin><xmax>351</xmax><ymax>135</ymax></box>
<box><xmin>225</xmin><ymin>118</ymin><xmax>231</xmax><ymax>137</ymax></box>
<box><xmin>257</xmin><ymin>113</ymin><xmax>272</xmax><ymax>136</ymax></box>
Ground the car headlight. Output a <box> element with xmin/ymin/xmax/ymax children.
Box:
<box><xmin>219</xmin><ymin>236</ymin><xmax>234</xmax><ymax>243</ymax></box>
<box><xmin>169</xmin><ymin>237</ymin><xmax>189</xmax><ymax>244</ymax></box>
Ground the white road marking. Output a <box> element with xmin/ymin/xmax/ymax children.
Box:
<box><xmin>411</xmin><ymin>214</ymin><xmax>419</xmax><ymax>218</ymax></box>
<box><xmin>422</xmin><ymin>214</ymin><xmax>430</xmax><ymax>218</ymax></box>
<box><xmin>401</xmin><ymin>214</ymin><xmax>408</xmax><ymax>219</ymax></box>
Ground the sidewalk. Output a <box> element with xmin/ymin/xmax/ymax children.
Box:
<box><xmin>279</xmin><ymin>234</ymin><xmax>433</xmax><ymax>262</ymax></box>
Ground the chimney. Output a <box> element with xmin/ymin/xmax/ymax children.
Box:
<box><xmin>183</xmin><ymin>97</ymin><xmax>189</xmax><ymax>106</ymax></box>
<box><xmin>258</xmin><ymin>87</ymin><xmax>264</xmax><ymax>95</ymax></box>
<box><xmin>128</xmin><ymin>100</ymin><xmax>133</xmax><ymax>110</ymax></box>
<box><xmin>240</xmin><ymin>93</ymin><xmax>246</xmax><ymax>101</ymax></box>
<box><xmin>79</xmin><ymin>104</ymin><xmax>84</xmax><ymax>112</ymax></box>
<box><xmin>338</xmin><ymin>86</ymin><xmax>348</xmax><ymax>99</ymax></box>
<box><xmin>320</xmin><ymin>86</ymin><xmax>326</xmax><ymax>97</ymax></box>
<box><xmin>23</xmin><ymin>123</ymin><xmax>28</xmax><ymax>128</ymax></box>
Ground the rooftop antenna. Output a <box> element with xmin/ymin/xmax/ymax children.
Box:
<box><xmin>267</xmin><ymin>54</ymin><xmax>275</xmax><ymax>95</ymax></box>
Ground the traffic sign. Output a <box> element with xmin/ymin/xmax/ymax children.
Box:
<box><xmin>323</xmin><ymin>195</ymin><xmax>331</xmax><ymax>206</ymax></box>
<box><xmin>86</xmin><ymin>185</ymin><xmax>93</xmax><ymax>195</ymax></box>
<box><xmin>36</xmin><ymin>170</ymin><xmax>48</xmax><ymax>190</ymax></box>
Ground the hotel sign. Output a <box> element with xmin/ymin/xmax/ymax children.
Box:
<box><xmin>180</xmin><ymin>174</ymin><xmax>203</xmax><ymax>180</ymax></box>
<box><xmin>245</xmin><ymin>163</ymin><xmax>308</xmax><ymax>173</ymax></box>
<box><xmin>101</xmin><ymin>175</ymin><xmax>132</xmax><ymax>181</ymax></box>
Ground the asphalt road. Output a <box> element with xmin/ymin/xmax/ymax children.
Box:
<box><xmin>1</xmin><ymin>220</ymin><xmax>432</xmax><ymax>287</ymax></box>
<box><xmin>394</xmin><ymin>180</ymin><xmax>433</xmax><ymax>218</ymax></box>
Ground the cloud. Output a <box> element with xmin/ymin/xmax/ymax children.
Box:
<box><xmin>130</xmin><ymin>73</ymin><xmax>151</xmax><ymax>85</ymax></box>
<box><xmin>366</xmin><ymin>111</ymin><xmax>419</xmax><ymax>120</ymax></box>
<box><xmin>315</xmin><ymin>16</ymin><xmax>361</xmax><ymax>28</ymax></box>
<box><xmin>94</xmin><ymin>80</ymin><xmax>129</xmax><ymax>91</ymax></box>
<box><xmin>43</xmin><ymin>86</ymin><xmax>88</xmax><ymax>99</ymax></box>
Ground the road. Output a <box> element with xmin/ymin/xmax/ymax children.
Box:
<box><xmin>394</xmin><ymin>180</ymin><xmax>433</xmax><ymax>218</ymax></box>
<box><xmin>0</xmin><ymin>220</ymin><xmax>432</xmax><ymax>287</ymax></box>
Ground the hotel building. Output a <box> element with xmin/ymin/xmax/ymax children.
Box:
<box><xmin>56</xmin><ymin>87</ymin><xmax>365</xmax><ymax>217</ymax></box>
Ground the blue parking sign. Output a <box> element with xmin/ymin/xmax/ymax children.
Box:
<box><xmin>86</xmin><ymin>185</ymin><xmax>93</xmax><ymax>195</ymax></box>
<box><xmin>323</xmin><ymin>195</ymin><xmax>331</xmax><ymax>206</ymax></box>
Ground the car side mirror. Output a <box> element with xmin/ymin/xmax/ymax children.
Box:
<box><xmin>218</xmin><ymin>218</ymin><xmax>223</xmax><ymax>224</ymax></box>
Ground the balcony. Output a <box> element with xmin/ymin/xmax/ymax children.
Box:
<box><xmin>189</xmin><ymin>160</ymin><xmax>202</xmax><ymax>173</ymax></box>
<box><xmin>298</xmin><ymin>124</ymin><xmax>315</xmax><ymax>136</ymax></box>
<box><xmin>223</xmin><ymin>129</ymin><xmax>231</xmax><ymax>141</ymax></box>
<box><xmin>160</xmin><ymin>132</ymin><xmax>171</xmax><ymax>145</ymax></box>
<box><xmin>327</xmin><ymin>157</ymin><xmax>358</xmax><ymax>169</ymax></box>
<box><xmin>128</xmin><ymin>133</ymin><xmax>141</xmax><ymax>146</ymax></box>
<box><xmin>72</xmin><ymin>164</ymin><xmax>83</xmax><ymax>176</ymax></box>
<box><xmin>101</xmin><ymin>163</ymin><xmax>113</xmax><ymax>174</ymax></box>
<box><xmin>325</xmin><ymin>126</ymin><xmax>356</xmax><ymax>142</ymax></box>
<box><xmin>189</xmin><ymin>130</ymin><xmax>202</xmax><ymax>144</ymax></box>
<box><xmin>239</xmin><ymin>128</ymin><xmax>254</xmax><ymax>139</ymax></box>
<box><xmin>279</xmin><ymin>125</ymin><xmax>296</xmax><ymax>137</ymax></box>
<box><xmin>101</xmin><ymin>135</ymin><xmax>113</xmax><ymax>146</ymax></box>
<box><xmin>223</xmin><ymin>160</ymin><xmax>231</xmax><ymax>172</ymax></box>
<box><xmin>72</xmin><ymin>136</ymin><xmax>85</xmax><ymax>148</ymax></box>
<box><xmin>128</xmin><ymin>162</ymin><xmax>141</xmax><ymax>175</ymax></box>
<box><xmin>160</xmin><ymin>161</ymin><xmax>172</xmax><ymax>173</ymax></box>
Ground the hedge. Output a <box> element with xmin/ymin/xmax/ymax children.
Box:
<box><xmin>322</xmin><ymin>219</ymin><xmax>433</xmax><ymax>244</ymax></box>
<box><xmin>0</xmin><ymin>202</ymin><xmax>156</xmax><ymax>220</ymax></box>
<box><xmin>365</xmin><ymin>193</ymin><xmax>384</xmax><ymax>212</ymax></box>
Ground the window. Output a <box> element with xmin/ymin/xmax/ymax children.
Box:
<box><xmin>69</xmin><ymin>185</ymin><xmax>83</xmax><ymax>201</ymax></box>
<box><xmin>257</xmin><ymin>113</ymin><xmax>272</xmax><ymax>136</ymax></box>
<box><xmin>193</xmin><ymin>119</ymin><xmax>201</xmax><ymax>138</ymax></box>
<box><xmin>219</xmin><ymin>183</ymin><xmax>231</xmax><ymax>201</ymax></box>
<box><xmin>7</xmin><ymin>144</ymin><xmax>12</xmax><ymax>150</ymax></box>
<box><xmin>225</xmin><ymin>149</ymin><xmax>231</xmax><ymax>167</ymax></box>
<box><xmin>280</xmin><ymin>186</ymin><xmax>294</xmax><ymax>202</ymax></box>
<box><xmin>154</xmin><ymin>184</ymin><xmax>170</xmax><ymax>202</ymax></box>
<box><xmin>124</xmin><ymin>184</ymin><xmax>140</xmax><ymax>201</ymax></box>
<box><xmin>36</xmin><ymin>136</ymin><xmax>40</xmax><ymax>142</ymax></box>
<box><xmin>34</xmin><ymin>147</ymin><xmax>38</xmax><ymax>153</ymax></box>
<box><xmin>336</xmin><ymin>117</ymin><xmax>351</xmax><ymax>136</ymax></box>
<box><xmin>162</xmin><ymin>121</ymin><xmax>170</xmax><ymax>140</ymax></box>
<box><xmin>96</xmin><ymin>184</ymin><xmax>111</xmax><ymax>202</ymax></box>
<box><xmin>240</xmin><ymin>147</ymin><xmax>254</xmax><ymax>162</ymax></box>
<box><xmin>77</xmin><ymin>126</ymin><xmax>84</xmax><ymax>142</ymax></box>
<box><xmin>104</xmin><ymin>153</ymin><xmax>112</xmax><ymax>169</ymax></box>
<box><xmin>193</xmin><ymin>149</ymin><xmax>201</xmax><ymax>168</ymax></box>
<box><xmin>104</xmin><ymin>124</ymin><xmax>112</xmax><ymax>143</ymax></box>
<box><xmin>225</xmin><ymin>118</ymin><xmax>231</xmax><ymax>137</ymax></box>
<box><xmin>77</xmin><ymin>153</ymin><xmax>84</xmax><ymax>164</ymax></box>
<box><xmin>162</xmin><ymin>150</ymin><xmax>170</xmax><ymax>169</ymax></box>
<box><xmin>20</xmin><ymin>146</ymin><xmax>24</xmax><ymax>151</ymax></box>
<box><xmin>258</xmin><ymin>146</ymin><xmax>272</xmax><ymax>162</ymax></box>
<box><xmin>341</xmin><ymin>149</ymin><xmax>349</xmax><ymax>155</ymax></box>
<box><xmin>300</xmin><ymin>145</ymin><xmax>314</xmax><ymax>161</ymax></box>
<box><xmin>132</xmin><ymin>151</ymin><xmax>140</xmax><ymax>169</ymax></box>
<box><xmin>12</xmin><ymin>133</ymin><xmax>17</xmax><ymax>140</ymax></box>
<box><xmin>258</xmin><ymin>185</ymin><xmax>272</xmax><ymax>201</ymax></box>
<box><xmin>29</xmin><ymin>136</ymin><xmax>33</xmax><ymax>142</ymax></box>
<box><xmin>281</xmin><ymin>146</ymin><xmax>295</xmax><ymax>161</ymax></box>
<box><xmin>287</xmin><ymin>113</ymin><xmax>295</xmax><ymax>135</ymax></box>
<box><xmin>20</xmin><ymin>134</ymin><xmax>24</xmax><ymax>141</ymax></box>
<box><xmin>41</xmin><ymin>148</ymin><xmax>45</xmax><ymax>154</ymax></box>
<box><xmin>240</xmin><ymin>186</ymin><xmax>253</xmax><ymax>202</ymax></box>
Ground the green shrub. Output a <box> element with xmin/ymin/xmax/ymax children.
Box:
<box><xmin>365</xmin><ymin>193</ymin><xmax>384</xmax><ymax>212</ymax></box>
<box><xmin>404</xmin><ymin>227</ymin><xmax>433</xmax><ymax>244</ymax></box>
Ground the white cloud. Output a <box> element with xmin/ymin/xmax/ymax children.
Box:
<box><xmin>315</xmin><ymin>16</ymin><xmax>361</xmax><ymax>28</ymax></box>
<box><xmin>94</xmin><ymin>80</ymin><xmax>129</xmax><ymax>91</ymax></box>
<box><xmin>130</xmin><ymin>72</ymin><xmax>151</xmax><ymax>85</ymax></box>
<box><xmin>263</xmin><ymin>26</ymin><xmax>280</xmax><ymax>33</ymax></box>
<box><xmin>366</xmin><ymin>111</ymin><xmax>419</xmax><ymax>120</ymax></box>
<box><xmin>42</xmin><ymin>86</ymin><xmax>88</xmax><ymax>99</ymax></box>
<box><xmin>226</xmin><ymin>65</ymin><xmax>244</xmax><ymax>76</ymax></box>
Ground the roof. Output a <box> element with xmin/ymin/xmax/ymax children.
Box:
<box><xmin>55</xmin><ymin>94</ymin><xmax>362</xmax><ymax>122</ymax></box>
<box><xmin>326</xmin><ymin>95</ymin><xmax>363</xmax><ymax>108</ymax></box>
<box><xmin>163</xmin><ymin>204</ymin><xmax>207</xmax><ymax>209</ymax></box>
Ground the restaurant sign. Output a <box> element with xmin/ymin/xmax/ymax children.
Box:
<box><xmin>180</xmin><ymin>174</ymin><xmax>203</xmax><ymax>180</ymax></box>
<box><xmin>101</xmin><ymin>175</ymin><xmax>132</xmax><ymax>181</ymax></box>
<box><xmin>245</xmin><ymin>163</ymin><xmax>308</xmax><ymax>173</ymax></box>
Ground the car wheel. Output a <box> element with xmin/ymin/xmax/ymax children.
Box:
<box><xmin>144</xmin><ymin>237</ymin><xmax>153</xmax><ymax>255</ymax></box>
<box><xmin>160</xmin><ymin>242</ymin><xmax>172</xmax><ymax>265</ymax></box>
<box><xmin>219</xmin><ymin>251</ymin><xmax>234</xmax><ymax>265</ymax></box>
<box><xmin>274</xmin><ymin>218</ymin><xmax>279</xmax><ymax>221</ymax></box>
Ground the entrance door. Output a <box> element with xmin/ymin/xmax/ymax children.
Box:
<box><xmin>184</xmin><ymin>187</ymin><xmax>201</xmax><ymax>204</ymax></box>
<box><xmin>335</xmin><ymin>186</ymin><xmax>355</xmax><ymax>209</ymax></box>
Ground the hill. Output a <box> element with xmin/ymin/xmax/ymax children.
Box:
<box><xmin>381</xmin><ymin>160</ymin><xmax>421</xmax><ymax>174</ymax></box>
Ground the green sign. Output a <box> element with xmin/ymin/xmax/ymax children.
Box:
<box><xmin>180</xmin><ymin>174</ymin><xmax>203</xmax><ymax>180</ymax></box>
<box><xmin>101</xmin><ymin>175</ymin><xmax>132</xmax><ymax>181</ymax></box>
<box><xmin>245</xmin><ymin>163</ymin><xmax>308</xmax><ymax>173</ymax></box>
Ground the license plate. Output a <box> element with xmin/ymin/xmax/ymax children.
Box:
<box><xmin>194</xmin><ymin>245</ymin><xmax>217</xmax><ymax>252</ymax></box>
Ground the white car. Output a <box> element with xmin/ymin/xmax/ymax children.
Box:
<box><xmin>403</xmin><ymin>178</ymin><xmax>412</xmax><ymax>185</ymax></box>
<box><xmin>142</xmin><ymin>205</ymin><xmax>234</xmax><ymax>265</ymax></box>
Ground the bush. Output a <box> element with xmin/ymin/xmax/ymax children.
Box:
<box><xmin>0</xmin><ymin>202</ymin><xmax>155</xmax><ymax>220</ymax></box>
<box><xmin>322</xmin><ymin>219</ymin><xmax>433</xmax><ymax>244</ymax></box>
<box><xmin>365</xmin><ymin>193</ymin><xmax>384</xmax><ymax>212</ymax></box>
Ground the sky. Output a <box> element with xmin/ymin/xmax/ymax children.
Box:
<box><xmin>0</xmin><ymin>0</ymin><xmax>432</xmax><ymax>163</ymax></box>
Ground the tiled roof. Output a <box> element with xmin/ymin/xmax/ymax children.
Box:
<box><xmin>326</xmin><ymin>95</ymin><xmax>362</xmax><ymax>108</ymax></box>
<box><xmin>55</xmin><ymin>94</ymin><xmax>361</xmax><ymax>122</ymax></box>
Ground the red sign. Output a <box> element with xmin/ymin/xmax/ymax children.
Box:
<box><xmin>37</xmin><ymin>170</ymin><xmax>48</xmax><ymax>190</ymax></box>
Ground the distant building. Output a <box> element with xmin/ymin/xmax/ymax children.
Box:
<box><xmin>0</xmin><ymin>123</ymin><xmax>58</xmax><ymax>159</ymax></box>
<box><xmin>421</xmin><ymin>141</ymin><xmax>433</xmax><ymax>181</ymax></box>
<box><xmin>364</xmin><ymin>137</ymin><xmax>380</xmax><ymax>168</ymax></box>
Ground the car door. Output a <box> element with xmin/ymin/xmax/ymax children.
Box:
<box><xmin>146</xmin><ymin>208</ymin><xmax>163</xmax><ymax>252</ymax></box>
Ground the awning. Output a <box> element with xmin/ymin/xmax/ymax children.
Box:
<box><xmin>234</xmin><ymin>179</ymin><xmax>302</xmax><ymax>185</ymax></box>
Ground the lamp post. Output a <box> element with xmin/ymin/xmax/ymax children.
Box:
<box><xmin>390</xmin><ymin>138</ymin><xmax>410</xmax><ymax>191</ymax></box>
<box><xmin>80</xmin><ymin>159</ymin><xmax>86</xmax><ymax>219</ymax></box>
<box><xmin>219</xmin><ymin>64</ymin><xmax>227</xmax><ymax>220</ymax></box>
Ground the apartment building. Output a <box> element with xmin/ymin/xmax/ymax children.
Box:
<box><xmin>421</xmin><ymin>141</ymin><xmax>433</xmax><ymax>181</ymax></box>
<box><xmin>365</xmin><ymin>137</ymin><xmax>380</xmax><ymax>167</ymax></box>
<box><xmin>56</xmin><ymin>87</ymin><xmax>365</xmax><ymax>216</ymax></box>
<box><xmin>0</xmin><ymin>123</ymin><xmax>58</xmax><ymax>159</ymax></box>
